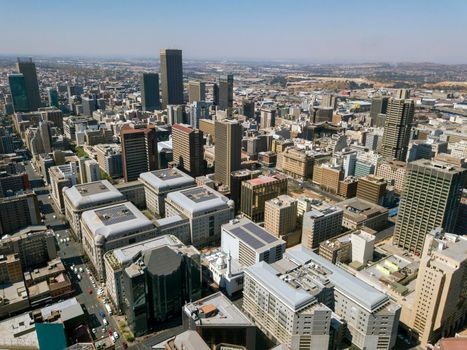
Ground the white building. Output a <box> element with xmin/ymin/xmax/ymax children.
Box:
<box><xmin>84</xmin><ymin>159</ymin><xmax>101</xmax><ymax>183</ymax></box>
<box><xmin>351</xmin><ymin>229</ymin><xmax>375</xmax><ymax>264</ymax></box>
<box><xmin>139</xmin><ymin>168</ymin><xmax>195</xmax><ymax>217</ymax></box>
<box><xmin>165</xmin><ymin>186</ymin><xmax>235</xmax><ymax>247</ymax></box>
<box><xmin>49</xmin><ymin>163</ymin><xmax>78</xmax><ymax>213</ymax></box>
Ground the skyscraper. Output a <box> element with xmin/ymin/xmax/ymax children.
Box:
<box><xmin>393</xmin><ymin>160</ymin><xmax>466</xmax><ymax>253</ymax></box>
<box><xmin>172</xmin><ymin>124</ymin><xmax>205</xmax><ymax>177</ymax></box>
<box><xmin>141</xmin><ymin>73</ymin><xmax>161</xmax><ymax>111</ymax></box>
<box><xmin>380</xmin><ymin>98</ymin><xmax>414</xmax><ymax>161</ymax></box>
<box><xmin>8</xmin><ymin>74</ymin><xmax>29</xmax><ymax>112</ymax></box>
<box><xmin>160</xmin><ymin>49</ymin><xmax>184</xmax><ymax>108</ymax></box>
<box><xmin>212</xmin><ymin>83</ymin><xmax>219</xmax><ymax>106</ymax></box>
<box><xmin>218</xmin><ymin>74</ymin><xmax>233</xmax><ymax>111</ymax></box>
<box><xmin>369</xmin><ymin>96</ymin><xmax>389</xmax><ymax>126</ymax></box>
<box><xmin>120</xmin><ymin>124</ymin><xmax>158</xmax><ymax>182</ymax></box>
<box><xmin>16</xmin><ymin>58</ymin><xmax>41</xmax><ymax>111</ymax></box>
<box><xmin>214</xmin><ymin>119</ymin><xmax>242</xmax><ymax>188</ymax></box>
<box><xmin>188</xmin><ymin>81</ymin><xmax>205</xmax><ymax>103</ymax></box>
<box><xmin>47</xmin><ymin>87</ymin><xmax>59</xmax><ymax>108</ymax></box>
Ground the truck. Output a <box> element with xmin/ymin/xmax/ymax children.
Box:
<box><xmin>105</xmin><ymin>303</ymin><xmax>112</xmax><ymax>316</ymax></box>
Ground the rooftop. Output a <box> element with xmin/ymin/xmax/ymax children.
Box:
<box><xmin>140</xmin><ymin>167</ymin><xmax>195</xmax><ymax>192</ymax></box>
<box><xmin>63</xmin><ymin>180</ymin><xmax>125</xmax><ymax>210</ymax></box>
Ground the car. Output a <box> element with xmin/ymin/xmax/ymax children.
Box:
<box><xmin>99</xmin><ymin>311</ymin><xmax>105</xmax><ymax>318</ymax></box>
<box><xmin>113</xmin><ymin>331</ymin><xmax>119</xmax><ymax>340</ymax></box>
<box><xmin>92</xmin><ymin>328</ymin><xmax>96</xmax><ymax>334</ymax></box>
<box><xmin>79</xmin><ymin>267</ymin><xmax>83</xmax><ymax>272</ymax></box>
<box><xmin>103</xmin><ymin>299</ymin><xmax>107</xmax><ymax>304</ymax></box>
<box><xmin>110</xmin><ymin>335</ymin><xmax>115</xmax><ymax>343</ymax></box>
<box><xmin>52</xmin><ymin>215</ymin><xmax>56</xmax><ymax>219</ymax></box>
<box><xmin>107</xmin><ymin>330</ymin><xmax>113</xmax><ymax>337</ymax></box>
<box><xmin>103</xmin><ymin>318</ymin><xmax>108</xmax><ymax>326</ymax></box>
<box><xmin>88</xmin><ymin>288</ymin><xmax>92</xmax><ymax>294</ymax></box>
<box><xmin>77</xmin><ymin>274</ymin><xmax>81</xmax><ymax>280</ymax></box>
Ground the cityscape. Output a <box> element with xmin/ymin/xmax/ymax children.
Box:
<box><xmin>0</xmin><ymin>1</ymin><xmax>466</xmax><ymax>350</ymax></box>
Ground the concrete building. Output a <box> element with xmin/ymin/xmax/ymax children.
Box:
<box><xmin>264</xmin><ymin>195</ymin><xmax>298</xmax><ymax>245</ymax></box>
<box><xmin>278</xmin><ymin>148</ymin><xmax>318</xmax><ymax>180</ymax></box>
<box><xmin>312</xmin><ymin>162</ymin><xmax>344</xmax><ymax>194</ymax></box>
<box><xmin>230</xmin><ymin>169</ymin><xmax>261</xmax><ymax>213</ymax></box>
<box><xmin>409</xmin><ymin>228</ymin><xmax>467</xmax><ymax>346</ymax></box>
<box><xmin>94</xmin><ymin>143</ymin><xmax>123</xmax><ymax>178</ymax></box>
<box><xmin>369</xmin><ymin>96</ymin><xmax>389</xmax><ymax>126</ymax></box>
<box><xmin>338</xmin><ymin>176</ymin><xmax>359</xmax><ymax>198</ymax></box>
<box><xmin>393</xmin><ymin>160</ymin><xmax>466</xmax><ymax>253</ymax></box>
<box><xmin>81</xmin><ymin>159</ymin><xmax>100</xmax><ymax>183</ymax></box>
<box><xmin>240</xmin><ymin>175</ymin><xmax>288</xmax><ymax>222</ymax></box>
<box><xmin>167</xmin><ymin>105</ymin><xmax>184</xmax><ymax>125</ymax></box>
<box><xmin>0</xmin><ymin>192</ymin><xmax>41</xmax><ymax>235</ymax></box>
<box><xmin>115</xmin><ymin>180</ymin><xmax>146</xmax><ymax>209</ymax></box>
<box><xmin>188</xmin><ymin>81</ymin><xmax>206</xmax><ymax>103</ymax></box>
<box><xmin>63</xmin><ymin>180</ymin><xmax>126</xmax><ymax>241</ymax></box>
<box><xmin>171</xmin><ymin>124</ymin><xmax>205</xmax><ymax>177</ymax></box>
<box><xmin>260</xmin><ymin>108</ymin><xmax>276</xmax><ymax>129</ymax></box>
<box><xmin>165</xmin><ymin>186</ymin><xmax>235</xmax><ymax>247</ymax></box>
<box><xmin>81</xmin><ymin>201</ymin><xmax>157</xmax><ymax>281</ymax></box>
<box><xmin>376</xmin><ymin>160</ymin><xmax>406</xmax><ymax>193</ymax></box>
<box><xmin>319</xmin><ymin>234</ymin><xmax>352</xmax><ymax>264</ymax></box>
<box><xmin>218</xmin><ymin>74</ymin><xmax>234</xmax><ymax>112</ymax></box>
<box><xmin>214</xmin><ymin>119</ymin><xmax>242</xmax><ymax>189</ymax></box>
<box><xmin>356</xmin><ymin>175</ymin><xmax>387</xmax><ymax>205</ymax></box>
<box><xmin>183</xmin><ymin>292</ymin><xmax>255</xmax><ymax>349</ymax></box>
<box><xmin>336</xmin><ymin>197</ymin><xmax>388</xmax><ymax>232</ymax></box>
<box><xmin>140</xmin><ymin>167</ymin><xmax>196</xmax><ymax>217</ymax></box>
<box><xmin>49</xmin><ymin>163</ymin><xmax>78</xmax><ymax>213</ymax></box>
<box><xmin>153</xmin><ymin>215</ymin><xmax>191</xmax><ymax>244</ymax></box>
<box><xmin>351</xmin><ymin>230</ymin><xmax>376</xmax><ymax>264</ymax></box>
<box><xmin>164</xmin><ymin>330</ymin><xmax>210</xmax><ymax>350</ymax></box>
<box><xmin>302</xmin><ymin>204</ymin><xmax>343</xmax><ymax>250</ymax></box>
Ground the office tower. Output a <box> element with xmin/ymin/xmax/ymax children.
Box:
<box><xmin>356</xmin><ymin>175</ymin><xmax>387</xmax><ymax>205</ymax></box>
<box><xmin>0</xmin><ymin>171</ymin><xmax>30</xmax><ymax>197</ymax></box>
<box><xmin>230</xmin><ymin>169</ymin><xmax>261</xmax><ymax>212</ymax></box>
<box><xmin>189</xmin><ymin>101</ymin><xmax>211</xmax><ymax>128</ymax></box>
<box><xmin>240</xmin><ymin>175</ymin><xmax>288</xmax><ymax>222</ymax></box>
<box><xmin>63</xmin><ymin>180</ymin><xmax>126</xmax><ymax>241</ymax></box>
<box><xmin>321</xmin><ymin>93</ymin><xmax>337</xmax><ymax>109</ymax></box>
<box><xmin>241</xmin><ymin>99</ymin><xmax>255</xmax><ymax>119</ymax></box>
<box><xmin>264</xmin><ymin>195</ymin><xmax>297</xmax><ymax>238</ymax></box>
<box><xmin>38</xmin><ymin>120</ymin><xmax>52</xmax><ymax>154</ymax></box>
<box><xmin>160</xmin><ymin>49</ymin><xmax>184</xmax><ymax>108</ymax></box>
<box><xmin>16</xmin><ymin>58</ymin><xmax>41</xmax><ymax>111</ymax></box>
<box><xmin>260</xmin><ymin>108</ymin><xmax>276</xmax><ymax>129</ymax></box>
<box><xmin>120</xmin><ymin>124</ymin><xmax>158</xmax><ymax>182</ymax></box>
<box><xmin>167</xmin><ymin>105</ymin><xmax>184</xmax><ymax>125</ymax></box>
<box><xmin>141</xmin><ymin>73</ymin><xmax>161</xmax><ymax>111</ymax></box>
<box><xmin>218</xmin><ymin>74</ymin><xmax>233</xmax><ymax>111</ymax></box>
<box><xmin>380</xmin><ymin>98</ymin><xmax>414</xmax><ymax>161</ymax></box>
<box><xmin>165</xmin><ymin>186</ymin><xmax>235</xmax><ymax>247</ymax></box>
<box><xmin>41</xmin><ymin>108</ymin><xmax>63</xmax><ymax>129</ymax></box>
<box><xmin>47</xmin><ymin>88</ymin><xmax>59</xmax><ymax>108</ymax></box>
<box><xmin>172</xmin><ymin>124</ymin><xmax>205</xmax><ymax>177</ymax></box>
<box><xmin>406</xmin><ymin>140</ymin><xmax>437</xmax><ymax>162</ymax></box>
<box><xmin>302</xmin><ymin>204</ymin><xmax>343</xmax><ymax>249</ymax></box>
<box><xmin>94</xmin><ymin>144</ymin><xmax>122</xmax><ymax>178</ymax></box>
<box><xmin>212</xmin><ymin>83</ymin><xmax>219</xmax><ymax>105</ymax></box>
<box><xmin>375</xmin><ymin>159</ymin><xmax>406</xmax><ymax>194</ymax></box>
<box><xmin>395</xmin><ymin>88</ymin><xmax>410</xmax><ymax>99</ymax></box>
<box><xmin>409</xmin><ymin>228</ymin><xmax>467</xmax><ymax>346</ymax></box>
<box><xmin>188</xmin><ymin>81</ymin><xmax>205</xmax><ymax>103</ymax></box>
<box><xmin>312</xmin><ymin>106</ymin><xmax>334</xmax><ymax>123</ymax></box>
<box><xmin>8</xmin><ymin>74</ymin><xmax>29</xmax><ymax>112</ymax></box>
<box><xmin>49</xmin><ymin>164</ymin><xmax>78</xmax><ymax>212</ymax></box>
<box><xmin>365</xmin><ymin>130</ymin><xmax>383</xmax><ymax>151</ymax></box>
<box><xmin>214</xmin><ymin>120</ymin><xmax>242</xmax><ymax>189</ymax></box>
<box><xmin>83</xmin><ymin>159</ymin><xmax>100</xmax><ymax>183</ymax></box>
<box><xmin>393</xmin><ymin>160</ymin><xmax>466</xmax><ymax>253</ymax></box>
<box><xmin>66</xmin><ymin>84</ymin><xmax>83</xmax><ymax>98</ymax></box>
<box><xmin>81</xmin><ymin>95</ymin><xmax>97</xmax><ymax>116</ymax></box>
<box><xmin>312</xmin><ymin>162</ymin><xmax>344</xmax><ymax>194</ymax></box>
<box><xmin>140</xmin><ymin>168</ymin><xmax>196</xmax><ymax>217</ymax></box>
<box><xmin>369</xmin><ymin>96</ymin><xmax>389</xmax><ymax>126</ymax></box>
<box><xmin>0</xmin><ymin>192</ymin><xmax>40</xmax><ymax>235</ymax></box>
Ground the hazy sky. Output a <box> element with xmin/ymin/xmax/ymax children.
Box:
<box><xmin>1</xmin><ymin>0</ymin><xmax>467</xmax><ymax>63</ymax></box>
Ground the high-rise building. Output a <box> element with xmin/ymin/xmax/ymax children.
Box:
<box><xmin>172</xmin><ymin>124</ymin><xmax>205</xmax><ymax>177</ymax></box>
<box><xmin>409</xmin><ymin>228</ymin><xmax>467</xmax><ymax>346</ymax></box>
<box><xmin>356</xmin><ymin>175</ymin><xmax>387</xmax><ymax>205</ymax></box>
<box><xmin>47</xmin><ymin>88</ymin><xmax>59</xmax><ymax>109</ymax></box>
<box><xmin>8</xmin><ymin>74</ymin><xmax>29</xmax><ymax>112</ymax></box>
<box><xmin>395</xmin><ymin>88</ymin><xmax>410</xmax><ymax>99</ymax></box>
<box><xmin>264</xmin><ymin>195</ymin><xmax>297</xmax><ymax>240</ymax></box>
<box><xmin>369</xmin><ymin>96</ymin><xmax>389</xmax><ymax>126</ymax></box>
<box><xmin>260</xmin><ymin>108</ymin><xmax>276</xmax><ymax>129</ymax></box>
<box><xmin>214</xmin><ymin>120</ymin><xmax>242</xmax><ymax>189</ymax></box>
<box><xmin>167</xmin><ymin>104</ymin><xmax>184</xmax><ymax>125</ymax></box>
<box><xmin>241</xmin><ymin>99</ymin><xmax>255</xmax><ymax>119</ymax></box>
<box><xmin>188</xmin><ymin>101</ymin><xmax>211</xmax><ymax>128</ymax></box>
<box><xmin>0</xmin><ymin>192</ymin><xmax>41</xmax><ymax>235</ymax></box>
<box><xmin>302</xmin><ymin>203</ymin><xmax>343</xmax><ymax>249</ymax></box>
<box><xmin>49</xmin><ymin>163</ymin><xmax>78</xmax><ymax>213</ymax></box>
<box><xmin>82</xmin><ymin>95</ymin><xmax>97</xmax><ymax>116</ymax></box>
<box><xmin>41</xmin><ymin>108</ymin><xmax>63</xmax><ymax>129</ymax></box>
<box><xmin>393</xmin><ymin>160</ymin><xmax>466</xmax><ymax>253</ymax></box>
<box><xmin>380</xmin><ymin>98</ymin><xmax>414</xmax><ymax>161</ymax></box>
<box><xmin>240</xmin><ymin>175</ymin><xmax>288</xmax><ymax>222</ymax></box>
<box><xmin>160</xmin><ymin>49</ymin><xmax>184</xmax><ymax>108</ymax></box>
<box><xmin>218</xmin><ymin>74</ymin><xmax>233</xmax><ymax>111</ymax></box>
<box><xmin>141</xmin><ymin>73</ymin><xmax>161</xmax><ymax>111</ymax></box>
<box><xmin>321</xmin><ymin>94</ymin><xmax>337</xmax><ymax>109</ymax></box>
<box><xmin>16</xmin><ymin>58</ymin><xmax>41</xmax><ymax>111</ymax></box>
<box><xmin>187</xmin><ymin>81</ymin><xmax>205</xmax><ymax>103</ymax></box>
<box><xmin>120</xmin><ymin>124</ymin><xmax>158</xmax><ymax>182</ymax></box>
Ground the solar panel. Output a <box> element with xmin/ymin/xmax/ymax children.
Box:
<box><xmin>244</xmin><ymin>222</ymin><xmax>277</xmax><ymax>244</ymax></box>
<box><xmin>230</xmin><ymin>227</ymin><xmax>264</xmax><ymax>249</ymax></box>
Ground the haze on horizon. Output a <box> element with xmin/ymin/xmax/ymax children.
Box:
<box><xmin>1</xmin><ymin>0</ymin><xmax>466</xmax><ymax>64</ymax></box>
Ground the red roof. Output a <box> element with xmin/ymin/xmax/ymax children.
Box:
<box><xmin>173</xmin><ymin>123</ymin><xmax>193</xmax><ymax>133</ymax></box>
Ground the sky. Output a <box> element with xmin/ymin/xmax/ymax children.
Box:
<box><xmin>1</xmin><ymin>0</ymin><xmax>466</xmax><ymax>63</ymax></box>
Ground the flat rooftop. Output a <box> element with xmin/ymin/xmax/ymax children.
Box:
<box><xmin>184</xmin><ymin>292</ymin><xmax>253</xmax><ymax>327</ymax></box>
<box><xmin>166</xmin><ymin>185</ymin><xmax>232</xmax><ymax>215</ymax></box>
<box><xmin>81</xmin><ymin>202</ymin><xmax>153</xmax><ymax>240</ymax></box>
<box><xmin>139</xmin><ymin>168</ymin><xmax>195</xmax><ymax>192</ymax></box>
<box><xmin>64</xmin><ymin>180</ymin><xmax>124</xmax><ymax>210</ymax></box>
<box><xmin>222</xmin><ymin>218</ymin><xmax>285</xmax><ymax>252</ymax></box>
<box><xmin>0</xmin><ymin>312</ymin><xmax>38</xmax><ymax>348</ymax></box>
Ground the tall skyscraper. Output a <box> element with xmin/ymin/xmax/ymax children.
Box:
<box><xmin>214</xmin><ymin>119</ymin><xmax>242</xmax><ymax>189</ymax></box>
<box><xmin>120</xmin><ymin>124</ymin><xmax>158</xmax><ymax>182</ymax></box>
<box><xmin>16</xmin><ymin>58</ymin><xmax>41</xmax><ymax>111</ymax></box>
<box><xmin>218</xmin><ymin>74</ymin><xmax>233</xmax><ymax>111</ymax></box>
<box><xmin>380</xmin><ymin>98</ymin><xmax>414</xmax><ymax>161</ymax></box>
<box><xmin>188</xmin><ymin>81</ymin><xmax>205</xmax><ymax>103</ymax></box>
<box><xmin>172</xmin><ymin>124</ymin><xmax>205</xmax><ymax>177</ymax></box>
<box><xmin>409</xmin><ymin>228</ymin><xmax>467</xmax><ymax>346</ymax></box>
<box><xmin>369</xmin><ymin>96</ymin><xmax>389</xmax><ymax>126</ymax></box>
<box><xmin>8</xmin><ymin>74</ymin><xmax>29</xmax><ymax>112</ymax></box>
<box><xmin>141</xmin><ymin>73</ymin><xmax>160</xmax><ymax>111</ymax></box>
<box><xmin>393</xmin><ymin>160</ymin><xmax>466</xmax><ymax>253</ymax></box>
<box><xmin>212</xmin><ymin>83</ymin><xmax>219</xmax><ymax>106</ymax></box>
<box><xmin>160</xmin><ymin>49</ymin><xmax>184</xmax><ymax>108</ymax></box>
<box><xmin>47</xmin><ymin>87</ymin><xmax>59</xmax><ymax>108</ymax></box>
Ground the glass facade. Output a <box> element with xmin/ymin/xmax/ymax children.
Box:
<box><xmin>9</xmin><ymin>74</ymin><xmax>30</xmax><ymax>112</ymax></box>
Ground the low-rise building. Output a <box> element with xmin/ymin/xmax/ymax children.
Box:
<box><xmin>336</xmin><ymin>197</ymin><xmax>388</xmax><ymax>232</ymax></box>
<box><xmin>153</xmin><ymin>215</ymin><xmax>191</xmax><ymax>244</ymax></box>
<box><xmin>302</xmin><ymin>204</ymin><xmax>343</xmax><ymax>250</ymax></box>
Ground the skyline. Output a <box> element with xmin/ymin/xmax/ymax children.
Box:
<box><xmin>1</xmin><ymin>0</ymin><xmax>467</xmax><ymax>64</ymax></box>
